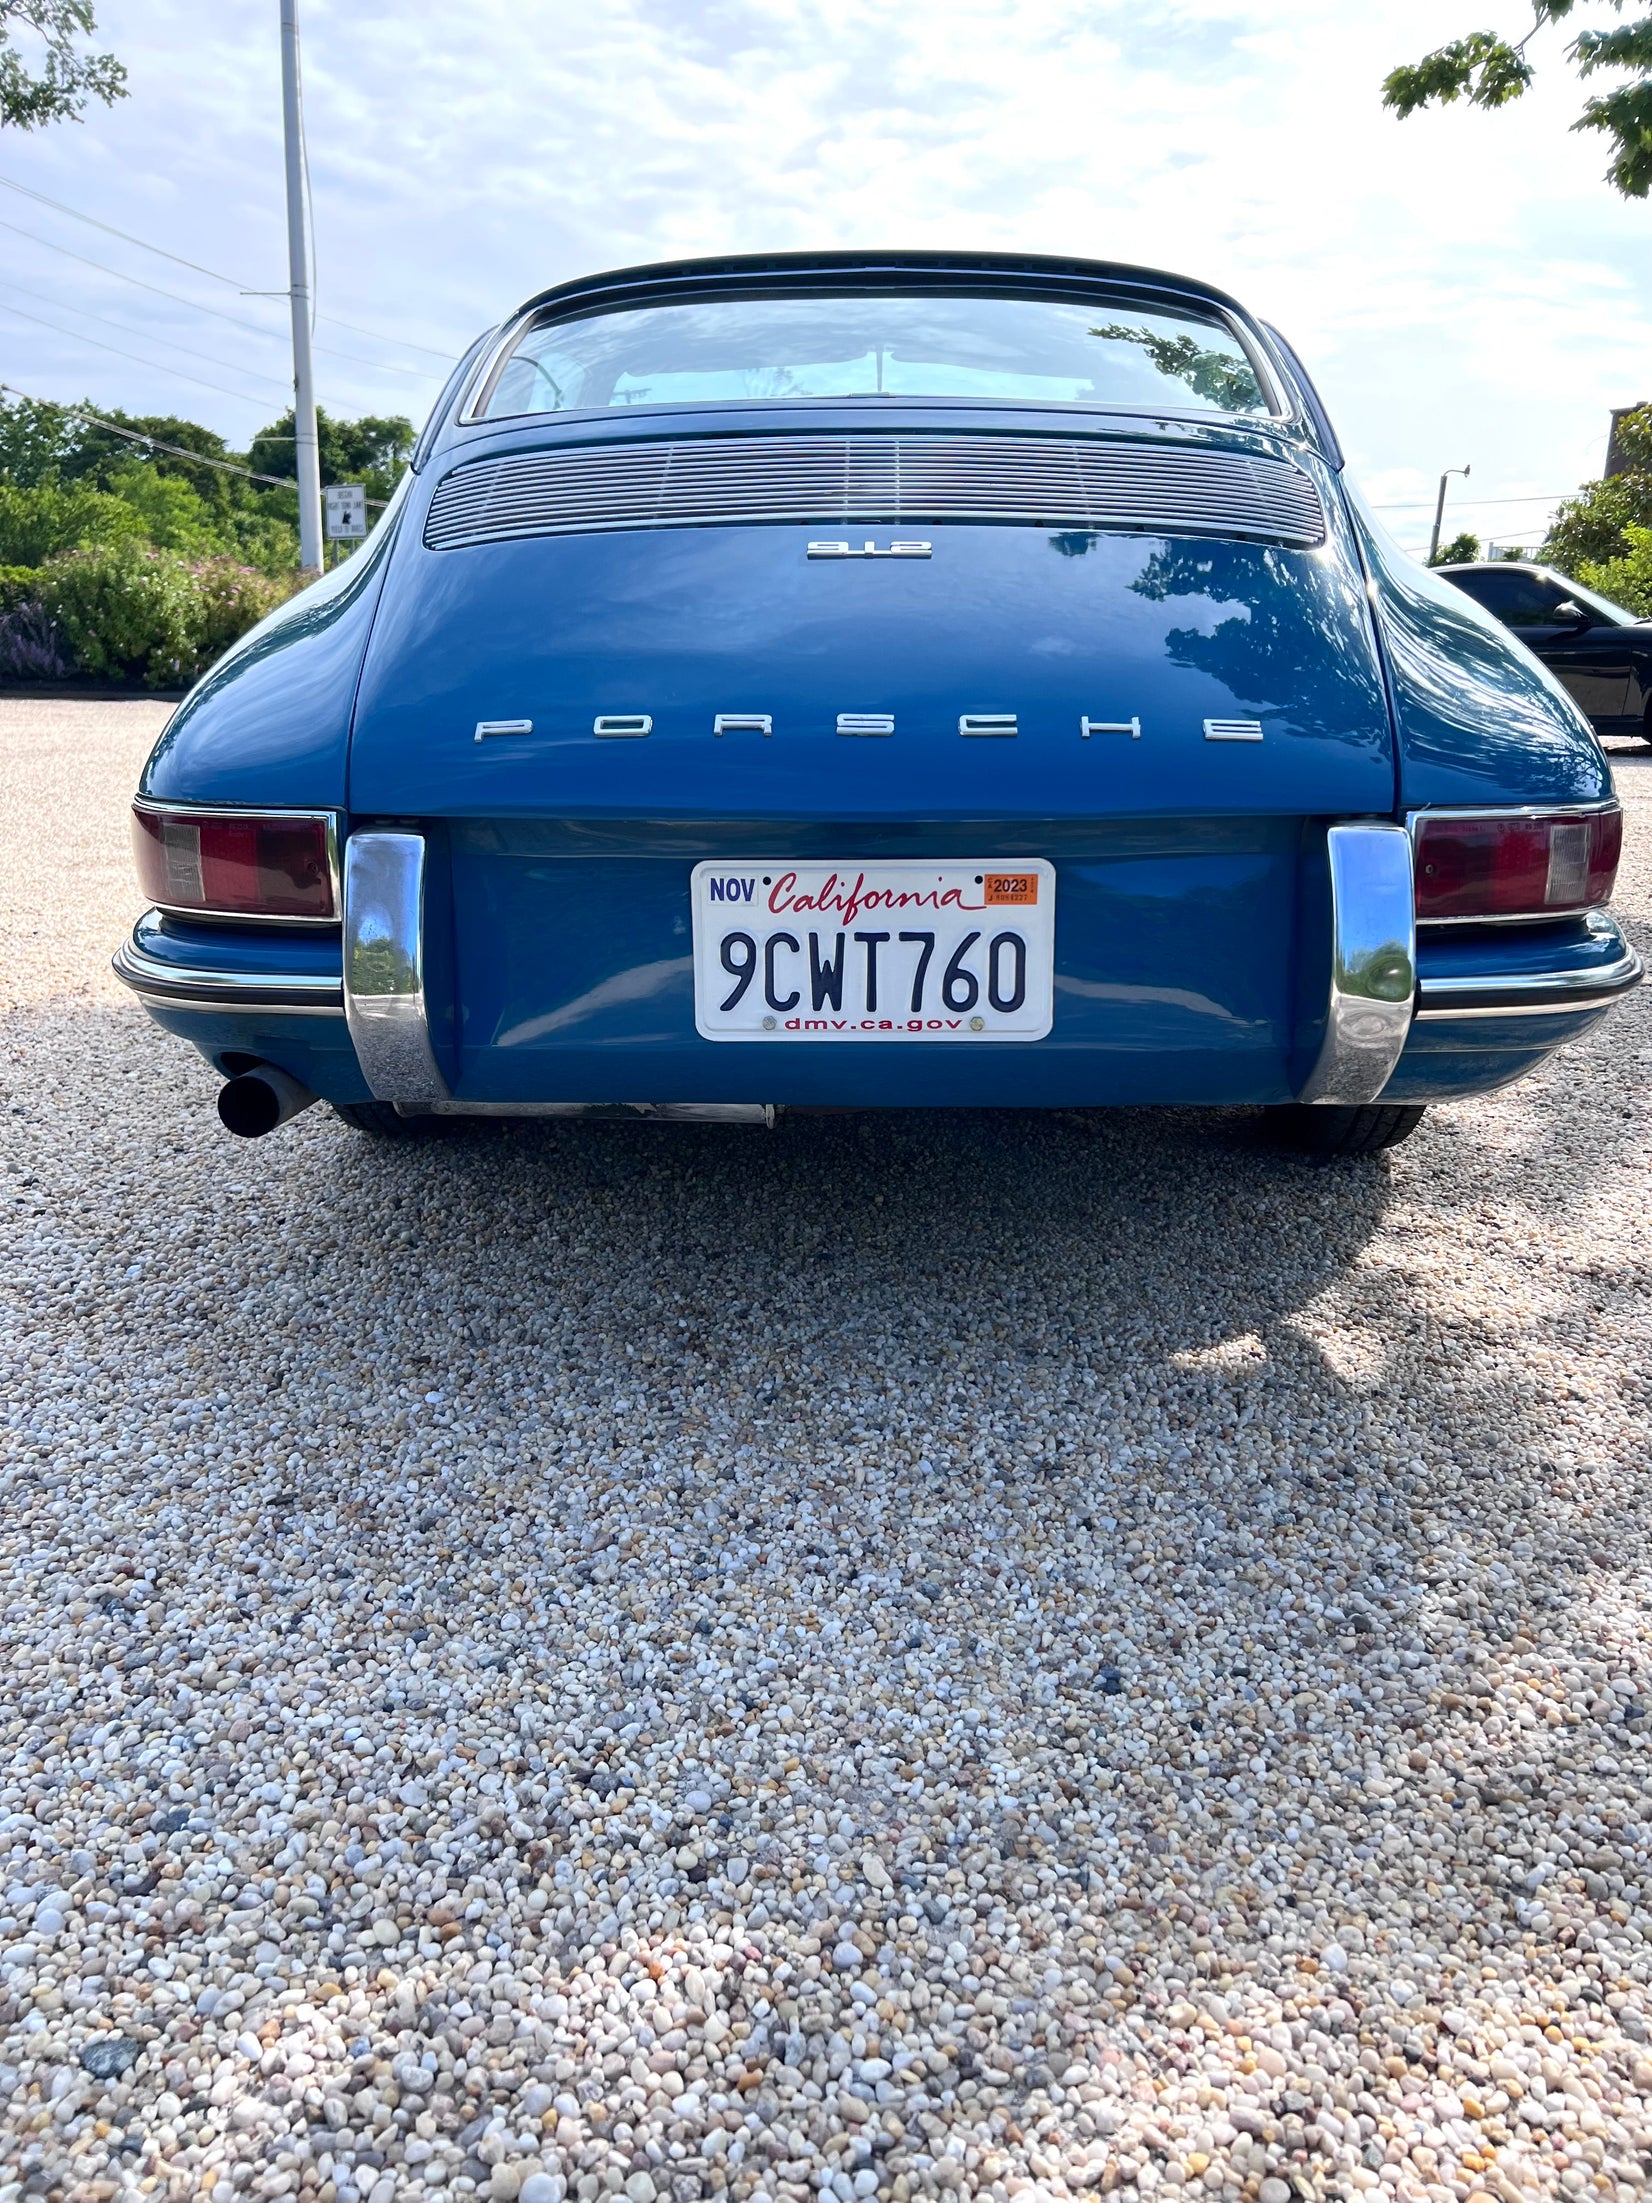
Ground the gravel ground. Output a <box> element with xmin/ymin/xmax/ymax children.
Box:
<box><xmin>4</xmin><ymin>698</ymin><xmax>1652</xmax><ymax>2203</ymax></box>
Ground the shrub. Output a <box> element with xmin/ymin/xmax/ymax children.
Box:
<box><xmin>34</xmin><ymin>541</ymin><xmax>205</xmax><ymax>687</ymax></box>
<box><xmin>25</xmin><ymin>542</ymin><xmax>300</xmax><ymax>688</ymax></box>
<box><xmin>0</xmin><ymin>563</ymin><xmax>38</xmax><ymax>613</ymax></box>
<box><xmin>0</xmin><ymin>599</ymin><xmax>70</xmax><ymax>681</ymax></box>
<box><xmin>0</xmin><ymin>479</ymin><xmax>144</xmax><ymax>566</ymax></box>
<box><xmin>190</xmin><ymin>558</ymin><xmax>293</xmax><ymax>664</ymax></box>
<box><xmin>1575</xmin><ymin>525</ymin><xmax>1652</xmax><ymax>620</ymax></box>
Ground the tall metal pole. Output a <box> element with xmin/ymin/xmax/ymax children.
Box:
<box><xmin>280</xmin><ymin>0</ymin><xmax>323</xmax><ymax>576</ymax></box>
<box><xmin>1428</xmin><ymin>463</ymin><xmax>1470</xmax><ymax>565</ymax></box>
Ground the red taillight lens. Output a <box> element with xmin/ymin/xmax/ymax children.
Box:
<box><xmin>1414</xmin><ymin>807</ymin><xmax>1622</xmax><ymax>920</ymax></box>
<box><xmin>132</xmin><ymin>808</ymin><xmax>335</xmax><ymax>919</ymax></box>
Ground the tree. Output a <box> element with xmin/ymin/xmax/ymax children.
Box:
<box><xmin>1384</xmin><ymin>5</ymin><xmax>1652</xmax><ymax>195</ymax></box>
<box><xmin>0</xmin><ymin>2</ymin><xmax>125</xmax><ymax>130</ymax></box>
<box><xmin>1544</xmin><ymin>402</ymin><xmax>1652</xmax><ymax>572</ymax></box>
<box><xmin>1430</xmin><ymin>530</ymin><xmax>1483</xmax><ymax>566</ymax></box>
<box><xmin>248</xmin><ymin>407</ymin><xmax>415</xmax><ymax>507</ymax></box>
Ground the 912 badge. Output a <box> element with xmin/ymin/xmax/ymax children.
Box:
<box><xmin>689</xmin><ymin>860</ymin><xmax>1056</xmax><ymax>1041</ymax></box>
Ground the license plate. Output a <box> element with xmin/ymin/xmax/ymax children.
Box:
<box><xmin>691</xmin><ymin>860</ymin><xmax>1055</xmax><ymax>1041</ymax></box>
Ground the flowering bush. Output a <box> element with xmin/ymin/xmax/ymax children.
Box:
<box><xmin>5</xmin><ymin>542</ymin><xmax>298</xmax><ymax>689</ymax></box>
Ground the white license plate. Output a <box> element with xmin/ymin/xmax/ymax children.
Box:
<box><xmin>691</xmin><ymin>860</ymin><xmax>1055</xmax><ymax>1041</ymax></box>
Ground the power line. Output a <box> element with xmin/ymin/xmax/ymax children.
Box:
<box><xmin>0</xmin><ymin>214</ymin><xmax>442</xmax><ymax>381</ymax></box>
<box><xmin>0</xmin><ymin>173</ymin><xmax>246</xmax><ymax>286</ymax></box>
<box><xmin>0</xmin><ymin>380</ymin><xmax>297</xmax><ymax>485</ymax></box>
<box><xmin>0</xmin><ymin>298</ymin><xmax>279</xmax><ymax>411</ymax></box>
<box><xmin>1373</xmin><ymin>490</ymin><xmax>1571</xmax><ymax>512</ymax></box>
<box><xmin>0</xmin><ymin>277</ymin><xmax>293</xmax><ymax>396</ymax></box>
<box><xmin>0</xmin><ymin>172</ymin><xmax>461</xmax><ymax>362</ymax></box>
<box><xmin>0</xmin><ymin>380</ymin><xmax>391</xmax><ymax>507</ymax></box>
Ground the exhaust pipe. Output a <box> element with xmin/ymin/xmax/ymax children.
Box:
<box><xmin>217</xmin><ymin>1064</ymin><xmax>319</xmax><ymax>1139</ymax></box>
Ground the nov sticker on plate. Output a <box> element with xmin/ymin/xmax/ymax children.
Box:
<box><xmin>691</xmin><ymin>860</ymin><xmax>1055</xmax><ymax>1041</ymax></box>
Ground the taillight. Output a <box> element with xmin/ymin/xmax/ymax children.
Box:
<box><xmin>132</xmin><ymin>806</ymin><xmax>336</xmax><ymax>920</ymax></box>
<box><xmin>1413</xmin><ymin>807</ymin><xmax>1622</xmax><ymax>921</ymax></box>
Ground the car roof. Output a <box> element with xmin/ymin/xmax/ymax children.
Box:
<box><xmin>512</xmin><ymin>248</ymin><xmax>1254</xmax><ymax>324</ymax></box>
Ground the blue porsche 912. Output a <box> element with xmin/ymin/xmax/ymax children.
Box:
<box><xmin>117</xmin><ymin>251</ymin><xmax>1641</xmax><ymax>1157</ymax></box>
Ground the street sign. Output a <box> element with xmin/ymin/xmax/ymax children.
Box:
<box><xmin>324</xmin><ymin>483</ymin><xmax>368</xmax><ymax>540</ymax></box>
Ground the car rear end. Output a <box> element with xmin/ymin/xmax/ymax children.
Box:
<box><xmin>117</xmin><ymin>254</ymin><xmax>1640</xmax><ymax>1136</ymax></box>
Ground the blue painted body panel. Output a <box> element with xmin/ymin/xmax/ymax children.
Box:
<box><xmin>125</xmin><ymin>249</ymin><xmax>1631</xmax><ymax>1116</ymax></box>
<box><xmin>140</xmin><ymin>479</ymin><xmax>408</xmax><ymax>807</ymax></box>
<box><xmin>1345</xmin><ymin>485</ymin><xmax>1612</xmax><ymax>810</ymax></box>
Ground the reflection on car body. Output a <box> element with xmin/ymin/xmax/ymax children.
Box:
<box><xmin>116</xmin><ymin>250</ymin><xmax>1641</xmax><ymax>1160</ymax></box>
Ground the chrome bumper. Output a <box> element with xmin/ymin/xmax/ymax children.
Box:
<box><xmin>113</xmin><ymin>931</ymin><xmax>343</xmax><ymax>1016</ymax></box>
<box><xmin>1414</xmin><ymin>943</ymin><xmax>1643</xmax><ymax>1019</ymax></box>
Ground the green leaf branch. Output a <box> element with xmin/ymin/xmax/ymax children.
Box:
<box><xmin>1384</xmin><ymin>3</ymin><xmax>1652</xmax><ymax>197</ymax></box>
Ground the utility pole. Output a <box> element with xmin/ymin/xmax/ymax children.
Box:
<box><xmin>1428</xmin><ymin>464</ymin><xmax>1471</xmax><ymax>566</ymax></box>
<box><xmin>280</xmin><ymin>0</ymin><xmax>323</xmax><ymax>576</ymax></box>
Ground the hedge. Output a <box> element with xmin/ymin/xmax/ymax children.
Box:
<box><xmin>0</xmin><ymin>541</ymin><xmax>297</xmax><ymax>689</ymax></box>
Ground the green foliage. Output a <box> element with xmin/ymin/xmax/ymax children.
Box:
<box><xmin>0</xmin><ymin>0</ymin><xmax>124</xmax><ymax>130</ymax></box>
<box><xmin>1574</xmin><ymin>523</ymin><xmax>1652</xmax><ymax>615</ymax></box>
<box><xmin>248</xmin><ymin>406</ymin><xmax>414</xmax><ymax>505</ymax></box>
<box><xmin>1383</xmin><ymin>30</ymin><xmax>1539</xmax><ymax>116</ymax></box>
<box><xmin>0</xmin><ymin>561</ymin><xmax>36</xmax><ymax>612</ymax></box>
<box><xmin>0</xmin><ymin>392</ymin><xmax>84</xmax><ymax>483</ymax></box>
<box><xmin>29</xmin><ymin>541</ymin><xmax>293</xmax><ymax>688</ymax></box>
<box><xmin>1430</xmin><ymin>531</ymin><xmax>1483</xmax><ymax>566</ymax></box>
<box><xmin>32</xmin><ymin>540</ymin><xmax>200</xmax><ymax>685</ymax></box>
<box><xmin>0</xmin><ymin>391</ymin><xmax>401</xmax><ymax>683</ymax></box>
<box><xmin>1090</xmin><ymin>324</ymin><xmax>1262</xmax><ymax>412</ymax></box>
<box><xmin>0</xmin><ymin>477</ymin><xmax>142</xmax><ymax>564</ymax></box>
<box><xmin>1384</xmin><ymin>2</ymin><xmax>1652</xmax><ymax>197</ymax></box>
<box><xmin>1547</xmin><ymin>469</ymin><xmax>1652</xmax><ymax>570</ymax></box>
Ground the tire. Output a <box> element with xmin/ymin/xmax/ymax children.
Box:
<box><xmin>1264</xmin><ymin>1103</ymin><xmax>1426</xmax><ymax>1157</ymax></box>
<box><xmin>331</xmin><ymin>1100</ymin><xmax>434</xmax><ymax>1138</ymax></box>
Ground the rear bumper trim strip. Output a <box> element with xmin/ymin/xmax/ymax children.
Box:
<box><xmin>1415</xmin><ymin>946</ymin><xmax>1642</xmax><ymax>1018</ymax></box>
<box><xmin>113</xmin><ymin>931</ymin><xmax>344</xmax><ymax>1014</ymax></box>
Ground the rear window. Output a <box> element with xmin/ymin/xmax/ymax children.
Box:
<box><xmin>474</xmin><ymin>293</ymin><xmax>1274</xmax><ymax>421</ymax></box>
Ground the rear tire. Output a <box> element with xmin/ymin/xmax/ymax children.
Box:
<box><xmin>1265</xmin><ymin>1103</ymin><xmax>1425</xmax><ymax>1157</ymax></box>
<box><xmin>331</xmin><ymin>1100</ymin><xmax>434</xmax><ymax>1138</ymax></box>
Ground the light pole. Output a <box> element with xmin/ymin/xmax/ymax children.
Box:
<box><xmin>280</xmin><ymin>0</ymin><xmax>323</xmax><ymax>577</ymax></box>
<box><xmin>1428</xmin><ymin>464</ymin><xmax>1471</xmax><ymax>566</ymax></box>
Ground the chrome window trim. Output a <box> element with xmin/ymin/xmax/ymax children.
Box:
<box><xmin>1296</xmin><ymin>821</ymin><xmax>1416</xmax><ymax>1107</ymax></box>
<box><xmin>342</xmin><ymin>832</ymin><xmax>452</xmax><ymax>1106</ymax></box>
<box><xmin>1407</xmin><ymin>801</ymin><xmax>1621</xmax><ymax>926</ymax></box>
<box><xmin>459</xmin><ymin>290</ymin><xmax>1288</xmax><ymax>428</ymax></box>
<box><xmin>113</xmin><ymin>930</ymin><xmax>344</xmax><ymax>1015</ymax></box>
<box><xmin>131</xmin><ymin>798</ymin><xmax>342</xmax><ymax>926</ymax></box>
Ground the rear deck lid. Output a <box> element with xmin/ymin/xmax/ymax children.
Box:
<box><xmin>348</xmin><ymin>426</ymin><xmax>1394</xmax><ymax>820</ymax></box>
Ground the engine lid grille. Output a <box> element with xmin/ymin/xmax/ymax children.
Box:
<box><xmin>423</xmin><ymin>433</ymin><xmax>1326</xmax><ymax>551</ymax></box>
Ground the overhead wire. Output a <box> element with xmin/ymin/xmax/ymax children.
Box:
<box><xmin>0</xmin><ymin>172</ymin><xmax>460</xmax><ymax>361</ymax></box>
<box><xmin>0</xmin><ymin>277</ymin><xmax>293</xmax><ymax>396</ymax></box>
<box><xmin>0</xmin><ymin>215</ymin><xmax>443</xmax><ymax>380</ymax></box>
<box><xmin>0</xmin><ymin>298</ymin><xmax>281</xmax><ymax>411</ymax></box>
<box><xmin>0</xmin><ymin>379</ymin><xmax>300</xmax><ymax>485</ymax></box>
<box><xmin>0</xmin><ymin>379</ymin><xmax>392</xmax><ymax>508</ymax></box>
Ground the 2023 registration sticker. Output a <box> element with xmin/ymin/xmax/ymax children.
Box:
<box><xmin>690</xmin><ymin>861</ymin><xmax>1056</xmax><ymax>1041</ymax></box>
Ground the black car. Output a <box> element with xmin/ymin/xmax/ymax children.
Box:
<box><xmin>1436</xmin><ymin>561</ymin><xmax>1652</xmax><ymax>744</ymax></box>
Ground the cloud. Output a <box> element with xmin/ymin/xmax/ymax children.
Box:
<box><xmin>0</xmin><ymin>0</ymin><xmax>1644</xmax><ymax>546</ymax></box>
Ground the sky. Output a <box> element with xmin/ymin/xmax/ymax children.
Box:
<box><xmin>0</xmin><ymin>0</ymin><xmax>1647</xmax><ymax>554</ymax></box>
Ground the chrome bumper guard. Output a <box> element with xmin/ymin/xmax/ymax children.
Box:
<box><xmin>112</xmin><ymin>930</ymin><xmax>344</xmax><ymax>1016</ymax></box>
<box><xmin>342</xmin><ymin>831</ymin><xmax>453</xmax><ymax>1105</ymax></box>
<box><xmin>1297</xmin><ymin>822</ymin><xmax>1417</xmax><ymax>1106</ymax></box>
